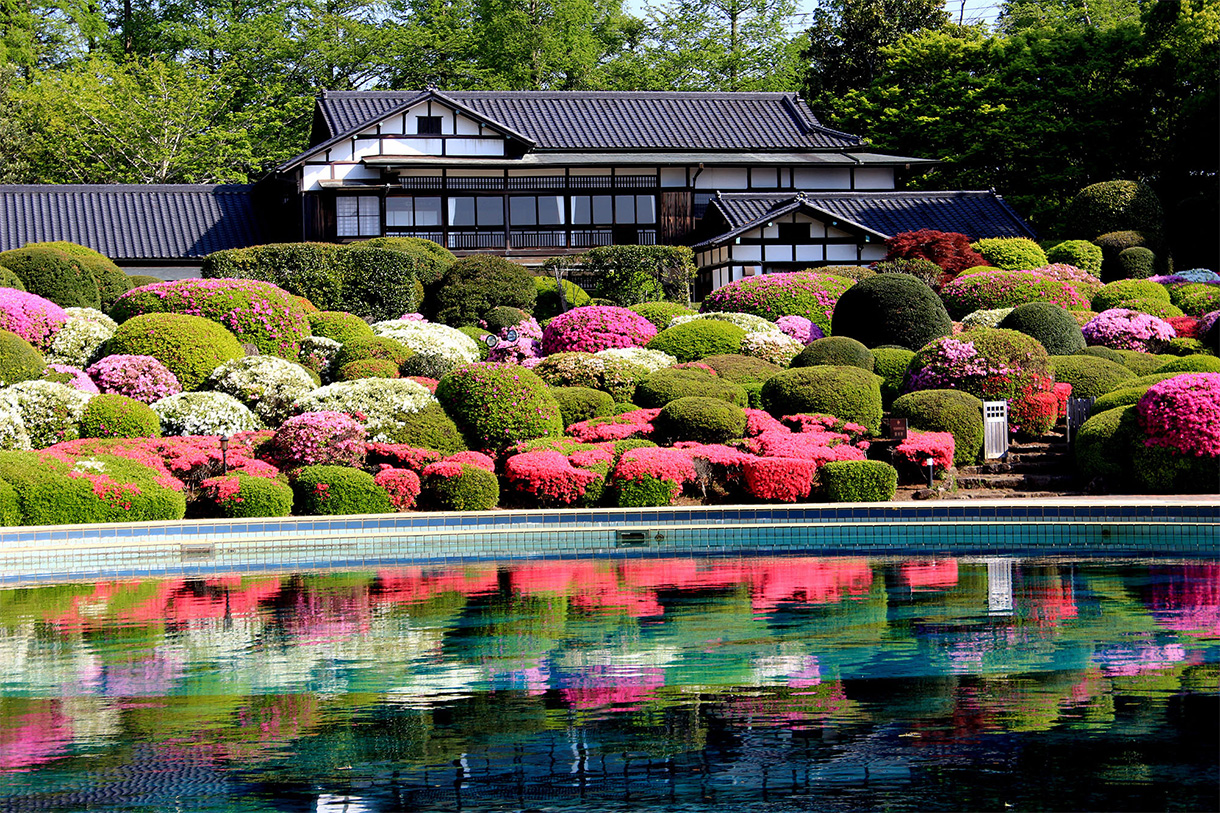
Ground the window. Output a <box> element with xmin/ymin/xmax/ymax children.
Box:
<box><xmin>571</xmin><ymin>194</ymin><xmax>655</xmax><ymax>225</ymax></box>
<box><xmin>386</xmin><ymin>197</ymin><xmax>442</xmax><ymax>229</ymax></box>
<box><xmin>448</xmin><ymin>196</ymin><xmax>504</xmax><ymax>227</ymax></box>
<box><xmin>337</xmin><ymin>196</ymin><xmax>380</xmax><ymax>237</ymax></box>
<box><xmin>416</xmin><ymin>116</ymin><xmax>443</xmax><ymax>135</ymax></box>
<box><xmin>509</xmin><ymin>196</ymin><xmax>565</xmax><ymax>227</ymax></box>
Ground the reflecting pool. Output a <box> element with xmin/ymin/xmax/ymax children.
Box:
<box><xmin>0</xmin><ymin>556</ymin><xmax>1216</xmax><ymax>811</ymax></box>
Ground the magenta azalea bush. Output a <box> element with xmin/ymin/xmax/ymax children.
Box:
<box><xmin>939</xmin><ymin>270</ymin><xmax>1091</xmax><ymax>319</ymax></box>
<box><xmin>0</xmin><ymin>288</ymin><xmax>66</xmax><ymax>348</ymax></box>
<box><xmin>488</xmin><ymin>316</ymin><xmax>544</xmax><ymax>365</ymax></box>
<box><xmin>540</xmin><ymin>306</ymin><xmax>657</xmax><ymax>354</ymax></box>
<box><xmin>1082</xmin><ymin>308</ymin><xmax>1176</xmax><ymax>352</ymax></box>
<box><xmin>699</xmin><ymin>271</ymin><xmax>854</xmax><ymax>336</ymax></box>
<box><xmin>1032</xmin><ymin>264</ymin><xmax>1103</xmax><ymax>297</ymax></box>
<box><xmin>776</xmin><ymin>315</ymin><xmax>823</xmax><ymax>344</ymax></box>
<box><xmin>44</xmin><ymin>363</ymin><xmax>100</xmax><ymax>394</ymax></box>
<box><xmin>86</xmin><ymin>354</ymin><xmax>182</xmax><ymax>403</ymax></box>
<box><xmin>271</xmin><ymin>411</ymin><xmax>367</xmax><ymax>468</ymax></box>
<box><xmin>1137</xmin><ymin>373</ymin><xmax>1220</xmax><ymax>457</ymax></box>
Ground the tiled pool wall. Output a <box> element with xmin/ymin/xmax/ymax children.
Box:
<box><xmin>2</xmin><ymin>500</ymin><xmax>1216</xmax><ymax>585</ymax></box>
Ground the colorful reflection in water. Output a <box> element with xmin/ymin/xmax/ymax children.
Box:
<box><xmin>0</xmin><ymin>557</ymin><xmax>1216</xmax><ymax>811</ymax></box>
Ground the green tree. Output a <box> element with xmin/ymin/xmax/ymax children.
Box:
<box><xmin>996</xmin><ymin>0</ymin><xmax>1142</xmax><ymax>34</ymax></box>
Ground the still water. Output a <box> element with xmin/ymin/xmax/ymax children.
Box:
<box><xmin>0</xmin><ymin>556</ymin><xmax>1216</xmax><ymax>812</ymax></box>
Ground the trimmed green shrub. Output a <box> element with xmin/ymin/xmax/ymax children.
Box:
<box><xmin>792</xmin><ymin>336</ymin><xmax>875</xmax><ymax>371</ymax></box>
<box><xmin>819</xmin><ymin>265</ymin><xmax>876</xmax><ymax>281</ymax></box>
<box><xmin>701</xmin><ymin>354</ymin><xmax>782</xmax><ymax>385</ymax></box>
<box><xmin>1131</xmin><ymin>443</ymin><xmax>1220</xmax><ymax>494</ymax></box>
<box><xmin>337</xmin><ymin>358</ymin><xmax>400</xmax><ymax>381</ymax></box>
<box><xmin>37</xmin><ymin>242</ymin><xmax>132</xmax><ymax>310</ymax></box>
<box><xmin>1168</xmin><ymin>283</ymin><xmax>1220</xmax><ymax>316</ymax></box>
<box><xmin>581</xmin><ymin>245</ymin><xmax>696</xmax><ymax>306</ymax></box>
<box><xmin>0</xmin><ymin>265</ymin><xmax>26</xmax><ymax>291</ymax></box>
<box><xmin>361</xmin><ymin>236</ymin><xmax>456</xmax><ymax>287</ymax></box>
<box><xmin>436</xmin><ymin>362</ymin><xmax>564</xmax><ymax>450</ymax></box>
<box><xmin>830</xmin><ymin>273</ymin><xmax>953</xmax><ymax>350</ymax></box>
<box><xmin>202</xmin><ymin>472</ymin><xmax>294</xmax><ymax>518</ymax></box>
<box><xmin>422</xmin><ymin>463</ymin><xmax>499</xmax><ymax>511</ymax></box>
<box><xmin>700</xmin><ymin>271</ymin><xmax>854</xmax><ymax>336</ymax></box>
<box><xmin>820</xmin><ymin>460</ymin><xmax>897</xmax><ymax>502</ymax></box>
<box><xmin>376</xmin><ymin>402</ymin><xmax>468</xmax><ymax>454</ymax></box>
<box><xmin>890</xmin><ymin>389</ymin><xmax>984</xmax><ymax>466</ymax></box>
<box><xmin>291</xmin><ymin>464</ymin><xmax>392</xmax><ymax>515</ymax></box>
<box><xmin>1080</xmin><ymin>345</ymin><xmax>1126</xmax><ymax>364</ymax></box>
<box><xmin>1153</xmin><ymin>355</ymin><xmax>1220</xmax><ymax>374</ymax></box>
<box><xmin>1094</xmin><ymin>231</ymin><xmax>1148</xmax><ymax>281</ymax></box>
<box><xmin>534</xmin><ymin>276</ymin><xmax>592</xmax><ymax>319</ymax></box>
<box><xmin>1117</xmin><ymin>246</ymin><xmax>1156</xmax><ymax>279</ymax></box>
<box><xmin>971</xmin><ymin>238</ymin><xmax>1048</xmax><ymax>271</ymax></box>
<box><xmin>78</xmin><ymin>394</ymin><xmax>161</xmax><ymax>439</ymax></box>
<box><xmin>867</xmin><ymin>258</ymin><xmax>942</xmax><ymax>288</ymax></box>
<box><xmin>1090</xmin><ymin>384</ymin><xmax>1155</xmax><ymax>414</ymax></box>
<box><xmin>1066</xmin><ymin>181</ymin><xmax>1164</xmax><ymax>243</ymax></box>
<box><xmin>459</xmin><ymin>326</ymin><xmax>494</xmax><ymax>359</ymax></box>
<box><xmin>433</xmin><ymin>255</ymin><xmax>535</xmax><ymax>327</ymax></box>
<box><xmin>1045</xmin><ymin>240</ymin><xmax>1103</xmax><ymax>276</ymax></box>
<box><xmin>125</xmin><ymin>274</ymin><xmax>160</xmax><ymax>288</ymax></box>
<box><xmin>340</xmin><ymin>244</ymin><xmax>424</xmax><ymax>322</ymax></box>
<box><xmin>1075</xmin><ymin>405</ymin><xmax>1140</xmax><ymax>485</ymax></box>
<box><xmin>202</xmin><ymin>243</ymin><xmax>347</xmax><ymax>310</ymax></box>
<box><xmin>1161</xmin><ymin>337</ymin><xmax>1205</xmax><ymax>356</ymax></box>
<box><xmin>1049</xmin><ymin>355</ymin><xmax>1136</xmax><ymax>398</ymax></box>
<box><xmin>308</xmin><ymin>311</ymin><xmax>374</xmax><ymax>344</ymax></box>
<box><xmin>647</xmin><ymin>320</ymin><xmax>746</xmax><ymax>362</ymax></box>
<box><xmin>332</xmin><ymin>336</ymin><xmax>412</xmax><ymax>371</ymax></box>
<box><xmin>550</xmin><ymin>386</ymin><xmax>615</xmax><ymax>428</ymax></box>
<box><xmin>480</xmin><ymin>306</ymin><xmax>531</xmax><ymax>333</ymax></box>
<box><xmin>653</xmin><ymin>397</ymin><xmax>747</xmax><ymax>444</ymax></box>
<box><xmin>628</xmin><ymin>300</ymin><xmax>698</xmax><ymax>330</ymax></box>
<box><xmin>634</xmin><ymin>368</ymin><xmax>748</xmax><ymax>408</ymax></box>
<box><xmin>1112</xmin><ymin>349</ymin><xmax>1167</xmax><ymax>375</ymax></box>
<box><xmin>0</xmin><ymin>329</ymin><xmax>46</xmax><ymax>386</ymax></box>
<box><xmin>760</xmin><ymin>366</ymin><xmax>882</xmax><ymax>432</ymax></box>
<box><xmin>0</xmin><ymin>478</ymin><xmax>20</xmax><ymax>525</ymax></box>
<box><xmin>872</xmin><ymin>347</ymin><xmax>915</xmax><ymax>408</ymax></box>
<box><xmin>0</xmin><ymin>246</ymin><xmax>100</xmax><ymax>309</ymax></box>
<box><xmin>0</xmin><ymin>450</ymin><xmax>185</xmax><ymax>524</ymax></box>
<box><xmin>1091</xmin><ymin>279</ymin><xmax>1171</xmax><ymax>312</ymax></box>
<box><xmin>101</xmin><ymin>313</ymin><xmax>245</xmax><ymax>390</ymax></box>
<box><xmin>998</xmin><ymin>302</ymin><xmax>1086</xmax><ymax>355</ymax></box>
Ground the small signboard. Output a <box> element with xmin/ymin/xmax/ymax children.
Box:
<box><xmin>883</xmin><ymin>417</ymin><xmax>908</xmax><ymax>440</ymax></box>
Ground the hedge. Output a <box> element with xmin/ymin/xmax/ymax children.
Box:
<box><xmin>432</xmin><ymin>255</ymin><xmax>536</xmax><ymax>326</ymax></box>
<box><xmin>580</xmin><ymin>245</ymin><xmax>696</xmax><ymax>306</ymax></box>
<box><xmin>820</xmin><ymin>460</ymin><xmax>897</xmax><ymax>502</ymax></box>
<box><xmin>78</xmin><ymin>394</ymin><xmax>162</xmax><ymax>439</ymax></box>
<box><xmin>340</xmin><ymin>244</ymin><xmax>424</xmax><ymax>321</ymax></box>
<box><xmin>1153</xmin><ymin>355</ymin><xmax>1220</xmax><ymax>374</ymax></box>
<box><xmin>633</xmin><ymin>368</ymin><xmax>748</xmax><ymax>409</ymax></box>
<box><xmin>647</xmin><ymin>320</ymin><xmax>746</xmax><ymax>362</ymax></box>
<box><xmin>998</xmin><ymin>302</ymin><xmax>1087</xmax><ymax>355</ymax></box>
<box><xmin>792</xmin><ymin>336</ymin><xmax>875</xmax><ymax>371</ymax></box>
<box><xmin>202</xmin><ymin>243</ymin><xmax>347</xmax><ymax>310</ymax></box>
<box><xmin>653</xmin><ymin>396</ymin><xmax>747</xmax><ymax>444</ymax></box>
<box><xmin>421</xmin><ymin>462</ymin><xmax>499</xmax><ymax>511</ymax></box>
<box><xmin>760</xmin><ymin>366</ymin><xmax>882</xmax><ymax>432</ymax></box>
<box><xmin>1048</xmin><ymin>355</ymin><xmax>1136</xmax><ymax>398</ymax></box>
<box><xmin>1113</xmin><ymin>349</ymin><xmax>1169</xmax><ymax>375</ymax></box>
<box><xmin>361</xmin><ymin>236</ymin><xmax>456</xmax><ymax>286</ymax></box>
<box><xmin>971</xmin><ymin>238</ymin><xmax>1048</xmax><ymax>271</ymax></box>
<box><xmin>0</xmin><ymin>246</ymin><xmax>100</xmax><ymax>309</ymax></box>
<box><xmin>890</xmin><ymin>389</ymin><xmax>984</xmax><ymax>466</ymax></box>
<box><xmin>291</xmin><ymin>464</ymin><xmax>393</xmax><ymax>515</ymax></box>
<box><xmin>101</xmin><ymin>313</ymin><xmax>245</xmax><ymax>391</ymax></box>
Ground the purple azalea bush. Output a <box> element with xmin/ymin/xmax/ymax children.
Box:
<box><xmin>1082</xmin><ymin>308</ymin><xmax>1176</xmax><ymax>352</ymax></box>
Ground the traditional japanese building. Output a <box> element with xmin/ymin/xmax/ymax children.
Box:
<box><xmin>0</xmin><ymin>89</ymin><xmax>1035</xmax><ymax>290</ymax></box>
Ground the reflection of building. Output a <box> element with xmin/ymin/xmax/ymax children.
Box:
<box><xmin>987</xmin><ymin>558</ymin><xmax>1015</xmax><ymax>616</ymax></box>
<box><xmin>0</xmin><ymin>90</ymin><xmax>1034</xmax><ymax>289</ymax></box>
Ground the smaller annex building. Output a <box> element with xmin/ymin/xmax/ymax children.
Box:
<box><xmin>0</xmin><ymin>90</ymin><xmax>1035</xmax><ymax>292</ymax></box>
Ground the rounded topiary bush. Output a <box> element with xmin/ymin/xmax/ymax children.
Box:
<box><xmin>998</xmin><ymin>302</ymin><xmax>1087</xmax><ymax>355</ymax></box>
<box><xmin>101</xmin><ymin>313</ymin><xmax>245</xmax><ymax>390</ymax></box>
<box><xmin>1168</xmin><ymin>283</ymin><xmax>1220</xmax><ymax>317</ymax></box>
<box><xmin>433</xmin><ymin>255</ymin><xmax>535</xmax><ymax>327</ymax></box>
<box><xmin>792</xmin><ymin>336</ymin><xmax>875</xmax><ymax>371</ymax></box>
<box><xmin>1049</xmin><ymin>355</ymin><xmax>1136</xmax><ymax>398</ymax></box>
<box><xmin>890</xmin><ymin>389</ymin><xmax>983</xmax><ymax>466</ymax></box>
<box><xmin>0</xmin><ymin>329</ymin><xmax>46</xmax><ymax>387</ymax></box>
<box><xmin>1082</xmin><ymin>309</ymin><xmax>1175</xmax><ymax>353</ymax></box>
<box><xmin>653</xmin><ymin>396</ymin><xmax>747</xmax><ymax>444</ymax></box>
<box><xmin>292</xmin><ymin>464</ymin><xmax>393</xmax><ymax>515</ymax></box>
<box><xmin>939</xmin><ymin>271</ymin><xmax>1090</xmax><ymax>319</ymax></box>
<box><xmin>1046</xmin><ymin>240</ymin><xmax>1103</xmax><ymax>276</ymax></box>
<box><xmin>647</xmin><ymin>320</ymin><xmax>746</xmax><ymax>362</ymax></box>
<box><xmin>534</xmin><ymin>276</ymin><xmax>592</xmax><ymax>320</ymax></box>
<box><xmin>200</xmin><ymin>473</ymin><xmax>294</xmax><ymax>518</ymax></box>
<box><xmin>371</xmin><ymin>320</ymin><xmax>481</xmax><ymax>379</ymax></box>
<box><xmin>1117</xmin><ymin>246</ymin><xmax>1156</xmax><ymax>279</ymax></box>
<box><xmin>550</xmin><ymin>386</ymin><xmax>615</xmax><ymax>428</ymax></box>
<box><xmin>634</xmin><ymin>368</ymin><xmax>747</xmax><ymax>409</ymax></box>
<box><xmin>906</xmin><ymin>328</ymin><xmax>1052</xmax><ymax>403</ymax></box>
<box><xmin>1153</xmin><ymin>355</ymin><xmax>1220</xmax><ymax>374</ymax></box>
<box><xmin>332</xmin><ymin>336</ymin><xmax>412</xmax><ymax>372</ymax></box>
<box><xmin>1091</xmin><ymin>279</ymin><xmax>1170</xmax><ymax>312</ymax></box>
<box><xmin>628</xmin><ymin>301</ymin><xmax>697</xmax><ymax>330</ymax></box>
<box><xmin>480</xmin><ymin>306</ymin><xmax>531</xmax><ymax>334</ymax></box>
<box><xmin>308</xmin><ymin>311</ymin><xmax>374</xmax><ymax>344</ymax></box>
<box><xmin>1075</xmin><ymin>405</ymin><xmax>1140</xmax><ymax>485</ymax></box>
<box><xmin>111</xmin><ymin>279</ymin><xmax>310</xmax><ymax>358</ymax></box>
<box><xmin>270</xmin><ymin>411</ymin><xmax>366</xmax><ymax>468</ymax></box>
<box><xmin>372</xmin><ymin>402</ymin><xmax>468</xmax><ymax>454</ymax></box>
<box><xmin>152</xmin><ymin>391</ymin><xmax>261</xmax><ymax>436</ymax></box>
<box><xmin>435</xmin><ymin>363</ymin><xmax>564</xmax><ymax>450</ymax></box>
<box><xmin>1066</xmin><ymin>180</ymin><xmax>1164</xmax><ymax>243</ymax></box>
<box><xmin>699</xmin><ymin>271</ymin><xmax>854</xmax><ymax>336</ymax></box>
<box><xmin>37</xmin><ymin>242</ymin><xmax>132</xmax><ymax>311</ymax></box>
<box><xmin>362</xmin><ymin>236</ymin><xmax>456</xmax><ymax>287</ymax></box>
<box><xmin>337</xmin><ymin>244</ymin><xmax>426</xmax><ymax>322</ymax></box>
<box><xmin>541</xmin><ymin>305</ymin><xmax>658</xmax><ymax>355</ymax></box>
<box><xmin>868</xmin><ymin>258</ymin><xmax>943</xmax><ymax>288</ymax></box>
<box><xmin>0</xmin><ymin>288</ymin><xmax>66</xmax><ymax>350</ymax></box>
<box><xmin>336</xmin><ymin>358</ymin><xmax>400</xmax><ymax>381</ymax></box>
<box><xmin>971</xmin><ymin>238</ymin><xmax>1048</xmax><ymax>271</ymax></box>
<box><xmin>205</xmin><ymin>355</ymin><xmax>318</xmax><ymax>426</ymax></box>
<box><xmin>532</xmin><ymin>352</ymin><xmax>646</xmax><ymax>403</ymax></box>
<box><xmin>0</xmin><ymin>264</ymin><xmax>25</xmax><ymax>292</ymax></box>
<box><xmin>0</xmin><ymin>246</ymin><xmax>100</xmax><ymax>309</ymax></box>
<box><xmin>701</xmin><ymin>354</ymin><xmax>782</xmax><ymax>385</ymax></box>
<box><xmin>5</xmin><ymin>380</ymin><xmax>92</xmax><ymax>447</ymax></box>
<box><xmin>85</xmin><ymin>354</ymin><xmax>181</xmax><ymax>403</ymax></box>
<box><xmin>1080</xmin><ymin>345</ymin><xmax>1125</xmax><ymax>364</ymax></box>
<box><xmin>421</xmin><ymin>461</ymin><xmax>499</xmax><ymax>511</ymax></box>
<box><xmin>820</xmin><ymin>460</ymin><xmax>897</xmax><ymax>502</ymax></box>
<box><xmin>760</xmin><ymin>366</ymin><xmax>882</xmax><ymax>432</ymax></box>
<box><xmin>78</xmin><ymin>394</ymin><xmax>161</xmax><ymax>439</ymax></box>
<box><xmin>830</xmin><ymin>273</ymin><xmax>953</xmax><ymax>351</ymax></box>
<box><xmin>872</xmin><ymin>347</ymin><xmax>916</xmax><ymax>408</ymax></box>
<box><xmin>1090</xmin><ymin>384</ymin><xmax>1155</xmax><ymax>414</ymax></box>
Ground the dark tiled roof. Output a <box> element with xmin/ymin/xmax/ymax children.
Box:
<box><xmin>696</xmin><ymin>191</ymin><xmax>1036</xmax><ymax>247</ymax></box>
<box><xmin>0</xmin><ymin>185</ymin><xmax>265</xmax><ymax>261</ymax></box>
<box><xmin>314</xmin><ymin>90</ymin><xmax>863</xmax><ymax>151</ymax></box>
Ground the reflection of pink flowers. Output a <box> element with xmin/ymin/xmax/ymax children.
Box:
<box><xmin>902</xmin><ymin>559</ymin><xmax>959</xmax><ymax>591</ymax></box>
<box><xmin>558</xmin><ymin>665</ymin><xmax>666</xmax><ymax>711</ymax></box>
<box><xmin>1092</xmin><ymin>642</ymin><xmax>1189</xmax><ymax>676</ymax></box>
<box><xmin>0</xmin><ymin>701</ymin><xmax>73</xmax><ymax>772</ymax></box>
<box><xmin>1147</xmin><ymin>563</ymin><xmax>1220</xmax><ymax>636</ymax></box>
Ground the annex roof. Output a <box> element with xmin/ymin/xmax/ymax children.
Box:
<box><xmin>0</xmin><ymin>185</ymin><xmax>265</xmax><ymax>261</ymax></box>
<box><xmin>693</xmin><ymin>190</ymin><xmax>1036</xmax><ymax>247</ymax></box>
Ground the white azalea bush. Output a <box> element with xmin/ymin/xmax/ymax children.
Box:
<box><xmin>0</xmin><ymin>390</ymin><xmax>32</xmax><ymax>450</ymax></box>
<box><xmin>6</xmin><ymin>380</ymin><xmax>94</xmax><ymax>447</ymax></box>
<box><xmin>961</xmin><ymin>307</ymin><xmax>1015</xmax><ymax>330</ymax></box>
<box><xmin>206</xmin><ymin>356</ymin><xmax>318</xmax><ymax>426</ymax></box>
<box><xmin>292</xmin><ymin>378</ymin><xmax>438</xmax><ymax>442</ymax></box>
<box><xmin>45</xmin><ymin>311</ymin><xmax>116</xmax><ymax>367</ymax></box>
<box><xmin>595</xmin><ymin>347</ymin><xmax>678</xmax><ymax>373</ymax></box>
<box><xmin>152</xmin><ymin>392</ymin><xmax>263</xmax><ymax>436</ymax></box>
<box><xmin>740</xmin><ymin>332</ymin><xmax>805</xmax><ymax>366</ymax></box>
<box><xmin>299</xmin><ymin>336</ymin><xmax>343</xmax><ymax>381</ymax></box>
<box><xmin>372</xmin><ymin>320</ymin><xmax>480</xmax><ymax>379</ymax></box>
<box><xmin>669</xmin><ymin>312</ymin><xmax>783</xmax><ymax>335</ymax></box>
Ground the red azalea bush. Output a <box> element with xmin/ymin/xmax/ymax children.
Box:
<box><xmin>1053</xmin><ymin>382</ymin><xmax>1073</xmax><ymax>414</ymax></box>
<box><xmin>744</xmin><ymin>408</ymin><xmax>787</xmax><ymax>436</ymax></box>
<box><xmin>49</xmin><ymin>433</ymin><xmax>278</xmax><ymax>490</ymax></box>
<box><xmin>374</xmin><ymin>466</ymin><xmax>422</xmax><ymax>510</ymax></box>
<box><xmin>1166</xmin><ymin>316</ymin><xmax>1199</xmax><ymax>338</ymax></box>
<box><xmin>407</xmin><ymin>376</ymin><xmax>439</xmax><ymax>392</ymax></box>
<box><xmin>540</xmin><ymin>306</ymin><xmax>657</xmax><ymax>354</ymax></box>
<box><xmin>270</xmin><ymin>411</ymin><xmax>366</xmax><ymax>468</ymax></box>
<box><xmin>612</xmin><ymin>446</ymin><xmax>696</xmax><ymax>505</ymax></box>
<box><xmin>742</xmin><ymin>457</ymin><xmax>817</xmax><ymax>502</ymax></box>
<box><xmin>1137</xmin><ymin>373</ymin><xmax>1220</xmax><ymax>457</ymax></box>
<box><xmin>505</xmin><ymin>450</ymin><xmax>604</xmax><ymax>505</ymax></box>
<box><xmin>365</xmin><ymin>442</ymin><xmax>443</xmax><ymax>472</ymax></box>
<box><xmin>884</xmin><ymin>230</ymin><xmax>988</xmax><ymax>278</ymax></box>
<box><xmin>744</xmin><ymin>431</ymin><xmax>869</xmax><ymax>466</ymax></box>
<box><xmin>895</xmin><ymin>430</ymin><xmax>955</xmax><ymax>472</ymax></box>
<box><xmin>443</xmin><ymin>450</ymin><xmax>496</xmax><ymax>472</ymax></box>
<box><xmin>1010</xmin><ymin>390</ymin><xmax>1059</xmax><ymax>436</ymax></box>
<box><xmin>781</xmin><ymin>413</ymin><xmax>870</xmax><ymax>441</ymax></box>
<box><xmin>567</xmin><ymin>408</ymin><xmax>659</xmax><ymax>442</ymax></box>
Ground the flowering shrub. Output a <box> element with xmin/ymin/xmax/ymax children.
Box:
<box><xmin>1053</xmin><ymin>382</ymin><xmax>1072</xmax><ymax>413</ymax></box>
<box><xmin>45</xmin><ymin>314</ymin><xmax>113</xmax><ymax>367</ymax></box>
<box><xmin>595</xmin><ymin>347</ymin><xmax>677</xmax><ymax>373</ymax></box>
<box><xmin>270</xmin><ymin>411</ymin><xmax>366</xmax><ymax>468</ymax></box>
<box><xmin>743</xmin><ymin>408</ymin><xmax>787</xmax><ymax>436</ymax></box>
<box><xmin>299</xmin><ymin>336</ymin><xmax>342</xmax><ymax>380</ymax></box>
<box><xmin>891</xmin><ymin>389</ymin><xmax>983</xmax><ymax>466</ymax></box>
<box><xmin>44</xmin><ymin>363</ymin><xmax>100</xmax><ymax>394</ymax></box>
<box><xmin>939</xmin><ymin>271</ymin><xmax>1091</xmax><ymax>319</ymax></box>
<box><xmin>366</xmin><ymin>442</ymin><xmax>443</xmax><ymax>473</ymax></box>
<box><xmin>152</xmin><ymin>391</ymin><xmax>262</xmax><ymax>436</ymax></box>
<box><xmin>487</xmin><ymin>316</ymin><xmax>544</xmax><ymax>365</ymax></box>
<box><xmin>895</xmin><ymin>430</ymin><xmax>955</xmax><ymax>473</ymax></box>
<box><xmin>533</xmin><ymin>352</ymin><xmax>646</xmax><ymax>402</ymax></box>
<box><xmin>505</xmin><ymin>450</ymin><xmax>604</xmax><ymax>505</ymax></box>
<box><xmin>1166</xmin><ymin>316</ymin><xmax>1199</xmax><ymax>338</ymax></box>
<box><xmin>1008</xmin><ymin>389</ymin><xmax>1058</xmax><ymax>436</ymax></box>
<box><xmin>743</xmin><ymin>430</ymin><xmax>868</xmax><ymax>466</ymax></box>
<box><xmin>884</xmin><ymin>230</ymin><xmax>988</xmax><ymax>277</ymax></box>
<box><xmin>199</xmin><ymin>472</ymin><xmax>294</xmax><ymax>518</ymax></box>
<box><xmin>0</xmin><ymin>288</ymin><xmax>66</xmax><ymax>348</ymax></box>
<box><xmin>0</xmin><ymin>390</ymin><xmax>31</xmax><ymax>449</ymax></box>
<box><xmin>1032</xmin><ymin>264</ymin><xmax>1103</xmax><ymax>297</ymax></box>
<box><xmin>1082</xmin><ymin>309</ymin><xmax>1175</xmax><ymax>352</ymax></box>
<box><xmin>1166</xmin><ymin>282</ymin><xmax>1220</xmax><ymax>317</ymax></box>
<box><xmin>5</xmin><ymin>380</ymin><xmax>92</xmax><ymax>447</ymax></box>
<box><xmin>444</xmin><ymin>450</ymin><xmax>496</xmax><ymax>472</ymax></box>
<box><xmin>775</xmin><ymin>315</ymin><xmax>822</xmax><ymax>345</ymax></box>
<box><xmin>206</xmin><ymin>355</ymin><xmax>318</xmax><ymax>426</ymax></box>
<box><xmin>372</xmin><ymin>319</ymin><xmax>481</xmax><ymax>379</ymax></box>
<box><xmin>781</xmin><ymin>413</ymin><xmax>870</xmax><ymax>439</ymax></box>
<box><xmin>567</xmin><ymin>408</ymin><xmax>659</xmax><ymax>442</ymax></box>
<box><xmin>100</xmin><ymin>312</ymin><xmax>245</xmax><ymax>391</ymax></box>
<box><xmin>740</xmin><ymin>332</ymin><xmax>805</xmax><ymax>366</ymax></box>
<box><xmin>699</xmin><ymin>271</ymin><xmax>854</xmax><ymax>335</ymax></box>
<box><xmin>50</xmin><ymin>433</ymin><xmax>277</xmax><ymax>488</ymax></box>
<box><xmin>612</xmin><ymin>446</ymin><xmax>695</xmax><ymax>506</ymax></box>
<box><xmin>373</xmin><ymin>466</ymin><xmax>421</xmax><ymax>510</ymax></box>
<box><xmin>86</xmin><ymin>355</ymin><xmax>181</xmax><ymax>403</ymax></box>
<box><xmin>1138</xmin><ymin>373</ymin><xmax>1220</xmax><ymax>457</ymax></box>
<box><xmin>742</xmin><ymin>457</ymin><xmax>817</xmax><ymax>502</ymax></box>
<box><xmin>906</xmin><ymin>328</ymin><xmax>1052</xmax><ymax>405</ymax></box>
<box><xmin>540</xmin><ymin>306</ymin><xmax>658</xmax><ymax>355</ymax></box>
<box><xmin>293</xmin><ymin>378</ymin><xmax>437</xmax><ymax>442</ymax></box>
<box><xmin>435</xmin><ymin>362</ymin><xmax>564</xmax><ymax>450</ymax></box>
<box><xmin>669</xmin><ymin>311</ymin><xmax>781</xmax><ymax>336</ymax></box>
<box><xmin>113</xmin><ymin>278</ymin><xmax>310</xmax><ymax>358</ymax></box>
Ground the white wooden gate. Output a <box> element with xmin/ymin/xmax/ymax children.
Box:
<box><xmin>983</xmin><ymin>400</ymin><xmax>1009</xmax><ymax>460</ymax></box>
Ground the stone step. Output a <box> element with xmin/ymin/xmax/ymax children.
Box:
<box><xmin>962</xmin><ymin>458</ymin><xmax>1070</xmax><ymax>475</ymax></box>
<box><xmin>956</xmin><ymin>472</ymin><xmax>1079</xmax><ymax>491</ymax></box>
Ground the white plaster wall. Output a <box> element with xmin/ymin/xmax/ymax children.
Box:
<box><xmin>855</xmin><ymin>168</ymin><xmax>894</xmax><ymax>189</ymax></box>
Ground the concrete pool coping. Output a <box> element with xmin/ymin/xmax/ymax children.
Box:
<box><xmin>1</xmin><ymin>496</ymin><xmax>1216</xmax><ymax>585</ymax></box>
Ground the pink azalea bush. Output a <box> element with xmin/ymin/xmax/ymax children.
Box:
<box><xmin>505</xmin><ymin>450</ymin><xmax>604</xmax><ymax>505</ymax></box>
<box><xmin>1137</xmin><ymin>373</ymin><xmax>1220</xmax><ymax>457</ymax></box>
<box><xmin>373</xmin><ymin>466</ymin><xmax>421</xmax><ymax>510</ymax></box>
<box><xmin>45</xmin><ymin>363</ymin><xmax>100</xmax><ymax>394</ymax></box>
<box><xmin>612</xmin><ymin>446</ymin><xmax>695</xmax><ymax>502</ymax></box>
<box><xmin>365</xmin><ymin>442</ymin><xmax>442</xmax><ymax>473</ymax></box>
<box><xmin>1032</xmin><ymin>264</ymin><xmax>1103</xmax><ymax>296</ymax></box>
<box><xmin>1082</xmin><ymin>308</ymin><xmax>1176</xmax><ymax>352</ymax></box>
<box><xmin>0</xmin><ymin>288</ymin><xmax>66</xmax><ymax>348</ymax></box>
<box><xmin>742</xmin><ymin>457</ymin><xmax>818</xmax><ymax>502</ymax></box>
<box><xmin>895</xmin><ymin>430</ymin><xmax>956</xmax><ymax>472</ymax></box>
<box><xmin>270</xmin><ymin>411</ymin><xmax>367</xmax><ymax>468</ymax></box>
<box><xmin>699</xmin><ymin>271</ymin><xmax>854</xmax><ymax>336</ymax></box>
<box><xmin>744</xmin><ymin>430</ymin><xmax>868</xmax><ymax>466</ymax></box>
<box><xmin>775</xmin><ymin>315</ymin><xmax>823</xmax><ymax>345</ymax></box>
<box><xmin>86</xmin><ymin>355</ymin><xmax>182</xmax><ymax>403</ymax></box>
<box><xmin>939</xmin><ymin>270</ymin><xmax>1091</xmax><ymax>318</ymax></box>
<box><xmin>488</xmin><ymin>316</ymin><xmax>544</xmax><ymax>365</ymax></box>
<box><xmin>567</xmin><ymin>408</ymin><xmax>659</xmax><ymax>442</ymax></box>
<box><xmin>541</xmin><ymin>306</ymin><xmax>657</xmax><ymax>354</ymax></box>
